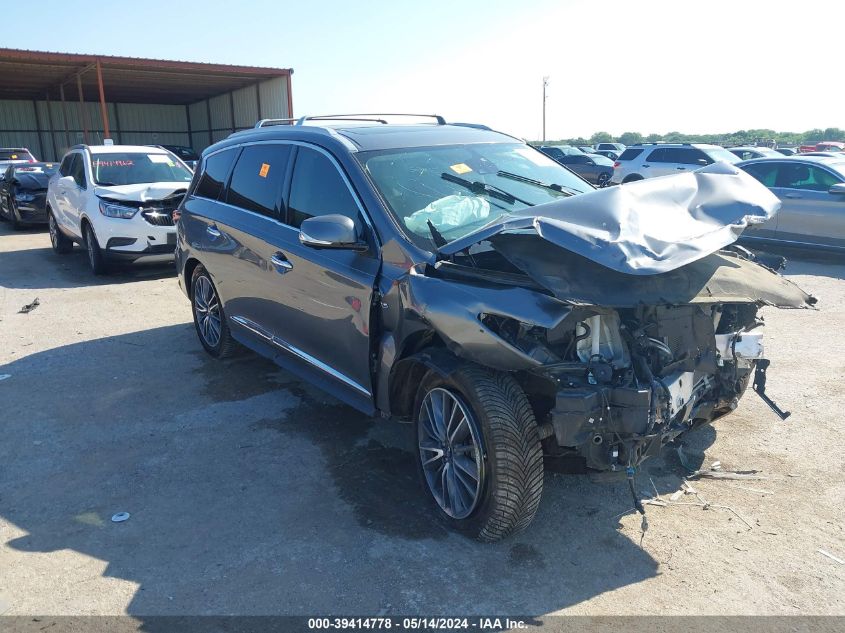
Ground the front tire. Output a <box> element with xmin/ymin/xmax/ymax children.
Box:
<box><xmin>191</xmin><ymin>265</ymin><xmax>235</xmax><ymax>358</ymax></box>
<box><xmin>48</xmin><ymin>209</ymin><xmax>73</xmax><ymax>253</ymax></box>
<box><xmin>414</xmin><ymin>364</ymin><xmax>544</xmax><ymax>542</ymax></box>
<box><xmin>84</xmin><ymin>223</ymin><xmax>108</xmax><ymax>275</ymax></box>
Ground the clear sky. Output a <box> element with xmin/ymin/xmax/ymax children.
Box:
<box><xmin>5</xmin><ymin>0</ymin><xmax>841</xmax><ymax>140</ymax></box>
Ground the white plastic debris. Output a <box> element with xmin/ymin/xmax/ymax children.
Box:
<box><xmin>111</xmin><ymin>512</ymin><xmax>130</xmax><ymax>523</ymax></box>
<box><xmin>0</xmin><ymin>374</ymin><xmax>10</xmax><ymax>382</ymax></box>
<box><xmin>818</xmin><ymin>549</ymin><xmax>845</xmax><ymax>565</ymax></box>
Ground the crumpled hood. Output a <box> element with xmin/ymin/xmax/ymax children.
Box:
<box><xmin>94</xmin><ymin>182</ymin><xmax>188</xmax><ymax>203</ymax></box>
<box><xmin>440</xmin><ymin>162</ymin><xmax>781</xmax><ymax>275</ymax></box>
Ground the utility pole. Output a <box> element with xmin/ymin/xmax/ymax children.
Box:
<box><xmin>542</xmin><ymin>76</ymin><xmax>549</xmax><ymax>142</ymax></box>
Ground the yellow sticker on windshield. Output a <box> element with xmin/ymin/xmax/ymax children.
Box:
<box><xmin>259</xmin><ymin>163</ymin><xmax>270</xmax><ymax>178</ymax></box>
<box><xmin>450</xmin><ymin>163</ymin><xmax>472</xmax><ymax>175</ymax></box>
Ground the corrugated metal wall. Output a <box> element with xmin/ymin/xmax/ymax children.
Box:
<box><xmin>188</xmin><ymin>77</ymin><xmax>291</xmax><ymax>149</ymax></box>
<box><xmin>0</xmin><ymin>76</ymin><xmax>290</xmax><ymax>162</ymax></box>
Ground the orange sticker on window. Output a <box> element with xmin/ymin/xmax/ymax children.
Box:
<box><xmin>449</xmin><ymin>163</ymin><xmax>472</xmax><ymax>175</ymax></box>
<box><xmin>259</xmin><ymin>163</ymin><xmax>270</xmax><ymax>178</ymax></box>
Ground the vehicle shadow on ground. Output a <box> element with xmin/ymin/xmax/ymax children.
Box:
<box><xmin>0</xmin><ymin>326</ymin><xmax>718</xmax><ymax>619</ymax></box>
<box><xmin>0</xmin><ymin>245</ymin><xmax>176</xmax><ymax>290</ymax></box>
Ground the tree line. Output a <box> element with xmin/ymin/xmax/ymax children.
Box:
<box><xmin>535</xmin><ymin>127</ymin><xmax>845</xmax><ymax>147</ymax></box>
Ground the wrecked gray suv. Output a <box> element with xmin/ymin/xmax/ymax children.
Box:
<box><xmin>176</xmin><ymin>115</ymin><xmax>814</xmax><ymax>542</ymax></box>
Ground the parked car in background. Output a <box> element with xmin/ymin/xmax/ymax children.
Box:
<box><xmin>816</xmin><ymin>142</ymin><xmax>845</xmax><ymax>152</ymax></box>
<box><xmin>0</xmin><ymin>162</ymin><xmax>59</xmax><ymax>229</ymax></box>
<box><xmin>774</xmin><ymin>147</ymin><xmax>798</xmax><ymax>156</ymax></box>
<box><xmin>157</xmin><ymin>144</ymin><xmax>200</xmax><ymax>170</ymax></box>
<box><xmin>547</xmin><ymin>151</ymin><xmax>614</xmax><ymax>186</ymax></box>
<box><xmin>577</xmin><ymin>146</ymin><xmax>595</xmax><ymax>155</ymax></box>
<box><xmin>798</xmin><ymin>151</ymin><xmax>845</xmax><ymax>158</ymax></box>
<box><xmin>611</xmin><ymin>143</ymin><xmax>741</xmax><ymax>184</ymax></box>
<box><xmin>46</xmin><ymin>144</ymin><xmax>194</xmax><ymax>274</ymax></box>
<box><xmin>0</xmin><ymin>147</ymin><xmax>37</xmax><ymax>169</ymax></box>
<box><xmin>593</xmin><ymin>149</ymin><xmax>620</xmax><ymax>161</ymax></box>
<box><xmin>176</xmin><ymin>115</ymin><xmax>811</xmax><ymax>541</ymax></box>
<box><xmin>729</xmin><ymin>146</ymin><xmax>784</xmax><ymax>160</ymax></box>
<box><xmin>738</xmin><ymin>156</ymin><xmax>845</xmax><ymax>250</ymax></box>
<box><xmin>537</xmin><ymin>145</ymin><xmax>585</xmax><ymax>161</ymax></box>
<box><xmin>595</xmin><ymin>142</ymin><xmax>625</xmax><ymax>154</ymax></box>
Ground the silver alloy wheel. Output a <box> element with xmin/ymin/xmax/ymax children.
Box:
<box><xmin>49</xmin><ymin>214</ymin><xmax>58</xmax><ymax>248</ymax></box>
<box><xmin>418</xmin><ymin>387</ymin><xmax>484</xmax><ymax>519</ymax></box>
<box><xmin>194</xmin><ymin>275</ymin><xmax>222</xmax><ymax>348</ymax></box>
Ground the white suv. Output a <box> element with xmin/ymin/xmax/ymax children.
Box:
<box><xmin>611</xmin><ymin>143</ymin><xmax>741</xmax><ymax>184</ymax></box>
<box><xmin>46</xmin><ymin>144</ymin><xmax>194</xmax><ymax>274</ymax></box>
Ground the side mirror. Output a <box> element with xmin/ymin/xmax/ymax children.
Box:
<box><xmin>697</xmin><ymin>158</ymin><xmax>710</xmax><ymax>166</ymax></box>
<box><xmin>829</xmin><ymin>183</ymin><xmax>845</xmax><ymax>195</ymax></box>
<box><xmin>58</xmin><ymin>175</ymin><xmax>76</xmax><ymax>187</ymax></box>
<box><xmin>299</xmin><ymin>214</ymin><xmax>367</xmax><ymax>251</ymax></box>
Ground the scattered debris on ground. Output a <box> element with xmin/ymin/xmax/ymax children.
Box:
<box><xmin>111</xmin><ymin>512</ymin><xmax>130</xmax><ymax>523</ymax></box>
<box><xmin>17</xmin><ymin>298</ymin><xmax>40</xmax><ymax>314</ymax></box>
<box><xmin>818</xmin><ymin>549</ymin><xmax>845</xmax><ymax>565</ymax></box>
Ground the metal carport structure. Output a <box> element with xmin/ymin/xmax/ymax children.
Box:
<box><xmin>0</xmin><ymin>48</ymin><xmax>293</xmax><ymax>161</ymax></box>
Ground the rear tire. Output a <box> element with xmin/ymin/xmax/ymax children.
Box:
<box><xmin>596</xmin><ymin>172</ymin><xmax>610</xmax><ymax>187</ymax></box>
<box><xmin>48</xmin><ymin>209</ymin><xmax>73</xmax><ymax>254</ymax></box>
<box><xmin>413</xmin><ymin>364</ymin><xmax>544</xmax><ymax>542</ymax></box>
<box><xmin>84</xmin><ymin>223</ymin><xmax>108</xmax><ymax>275</ymax></box>
<box><xmin>191</xmin><ymin>264</ymin><xmax>235</xmax><ymax>359</ymax></box>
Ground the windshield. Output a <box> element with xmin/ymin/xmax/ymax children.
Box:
<box><xmin>703</xmin><ymin>147</ymin><xmax>742</xmax><ymax>164</ymax></box>
<box><xmin>0</xmin><ymin>149</ymin><xmax>33</xmax><ymax>161</ymax></box>
<box><xmin>359</xmin><ymin>142</ymin><xmax>592</xmax><ymax>248</ymax></box>
<box><xmin>91</xmin><ymin>152</ymin><xmax>194</xmax><ymax>186</ymax></box>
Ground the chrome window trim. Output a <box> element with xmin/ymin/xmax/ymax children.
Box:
<box><xmin>230</xmin><ymin>315</ymin><xmax>371</xmax><ymax>397</ymax></box>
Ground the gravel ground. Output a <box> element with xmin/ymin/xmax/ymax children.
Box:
<box><xmin>0</xmin><ymin>222</ymin><xmax>843</xmax><ymax>619</ymax></box>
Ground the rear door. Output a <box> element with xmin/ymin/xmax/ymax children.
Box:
<box><xmin>641</xmin><ymin>147</ymin><xmax>675</xmax><ymax>177</ymax></box>
<box><xmin>771</xmin><ymin>162</ymin><xmax>845</xmax><ymax>247</ymax></box>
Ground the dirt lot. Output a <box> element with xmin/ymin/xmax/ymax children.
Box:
<box><xmin>1</xmin><ymin>221</ymin><xmax>844</xmax><ymax>618</ymax></box>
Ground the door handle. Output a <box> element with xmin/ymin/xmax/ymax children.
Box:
<box><xmin>784</xmin><ymin>193</ymin><xmax>801</xmax><ymax>199</ymax></box>
<box><xmin>676</xmin><ymin>167</ymin><xmax>686</xmax><ymax>170</ymax></box>
<box><xmin>271</xmin><ymin>252</ymin><xmax>293</xmax><ymax>273</ymax></box>
<box><xmin>642</xmin><ymin>164</ymin><xmax>650</xmax><ymax>168</ymax></box>
<box><xmin>206</xmin><ymin>224</ymin><xmax>221</xmax><ymax>237</ymax></box>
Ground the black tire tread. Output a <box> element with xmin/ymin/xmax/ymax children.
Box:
<box><xmin>459</xmin><ymin>366</ymin><xmax>544</xmax><ymax>542</ymax></box>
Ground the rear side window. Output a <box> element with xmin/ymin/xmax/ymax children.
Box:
<box><xmin>672</xmin><ymin>148</ymin><xmax>710</xmax><ymax>165</ymax></box>
<box><xmin>618</xmin><ymin>148</ymin><xmax>643</xmax><ymax>161</ymax></box>
<box><xmin>195</xmin><ymin>149</ymin><xmax>237</xmax><ymax>200</ymax></box>
<box><xmin>646</xmin><ymin>148</ymin><xmax>669</xmax><ymax>162</ymax></box>
<box><xmin>225</xmin><ymin>144</ymin><xmax>291</xmax><ymax>218</ymax></box>
<box><xmin>741</xmin><ymin>162</ymin><xmax>779</xmax><ymax>187</ymax></box>
<box><xmin>288</xmin><ymin>147</ymin><xmax>361</xmax><ymax>230</ymax></box>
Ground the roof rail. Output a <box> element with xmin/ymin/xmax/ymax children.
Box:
<box><xmin>255</xmin><ymin>118</ymin><xmax>297</xmax><ymax>128</ymax></box>
<box><xmin>255</xmin><ymin>114</ymin><xmax>447</xmax><ymax>128</ymax></box>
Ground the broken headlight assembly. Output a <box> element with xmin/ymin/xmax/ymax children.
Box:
<box><xmin>99</xmin><ymin>200</ymin><xmax>139</xmax><ymax>219</ymax></box>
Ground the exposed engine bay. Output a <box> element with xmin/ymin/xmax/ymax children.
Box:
<box><xmin>481</xmin><ymin>301</ymin><xmax>767</xmax><ymax>471</ymax></box>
